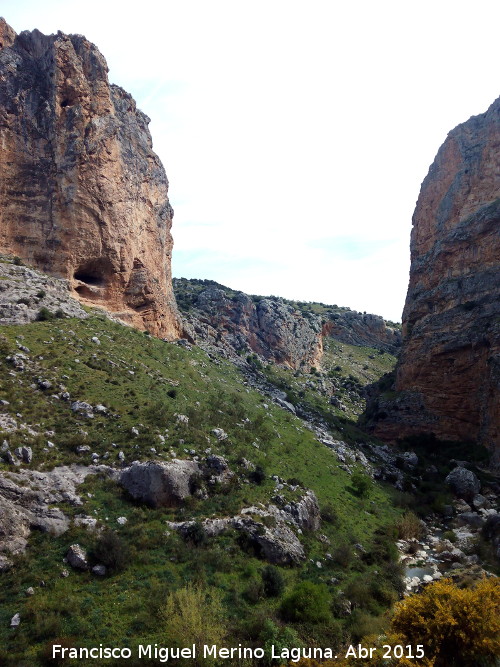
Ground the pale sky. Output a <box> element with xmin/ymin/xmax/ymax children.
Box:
<box><xmin>3</xmin><ymin>1</ymin><xmax>500</xmax><ymax>322</ymax></box>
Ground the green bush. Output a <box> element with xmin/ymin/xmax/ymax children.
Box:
<box><xmin>321</xmin><ymin>503</ymin><xmax>339</xmax><ymax>526</ymax></box>
<box><xmin>280</xmin><ymin>581</ymin><xmax>332</xmax><ymax>624</ymax></box>
<box><xmin>249</xmin><ymin>465</ymin><xmax>266</xmax><ymax>485</ymax></box>
<box><xmin>36</xmin><ymin>306</ymin><xmax>53</xmax><ymax>321</ymax></box>
<box><xmin>92</xmin><ymin>529</ymin><xmax>130</xmax><ymax>572</ymax></box>
<box><xmin>0</xmin><ymin>334</ymin><xmax>10</xmax><ymax>354</ymax></box>
<box><xmin>351</xmin><ymin>471</ymin><xmax>371</xmax><ymax>497</ymax></box>
<box><xmin>332</xmin><ymin>542</ymin><xmax>354</xmax><ymax>568</ymax></box>
<box><xmin>182</xmin><ymin>522</ymin><xmax>207</xmax><ymax>547</ymax></box>
<box><xmin>261</xmin><ymin>565</ymin><xmax>285</xmax><ymax>598</ymax></box>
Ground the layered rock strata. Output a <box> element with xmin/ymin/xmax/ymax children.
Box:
<box><xmin>0</xmin><ymin>19</ymin><xmax>182</xmax><ymax>338</ymax></box>
<box><xmin>374</xmin><ymin>97</ymin><xmax>500</xmax><ymax>453</ymax></box>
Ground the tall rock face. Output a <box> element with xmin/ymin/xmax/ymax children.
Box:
<box><xmin>0</xmin><ymin>19</ymin><xmax>182</xmax><ymax>338</ymax></box>
<box><xmin>373</xmin><ymin>98</ymin><xmax>500</xmax><ymax>453</ymax></box>
<box><xmin>183</xmin><ymin>284</ymin><xmax>324</xmax><ymax>370</ymax></box>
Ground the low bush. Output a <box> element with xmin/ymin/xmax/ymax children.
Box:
<box><xmin>395</xmin><ymin>511</ymin><xmax>424</xmax><ymax>540</ymax></box>
<box><xmin>91</xmin><ymin>529</ymin><xmax>130</xmax><ymax>572</ymax></box>
<box><xmin>261</xmin><ymin>565</ymin><xmax>285</xmax><ymax>598</ymax></box>
<box><xmin>280</xmin><ymin>581</ymin><xmax>332</xmax><ymax>624</ymax></box>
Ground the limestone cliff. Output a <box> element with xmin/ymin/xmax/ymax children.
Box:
<box><xmin>0</xmin><ymin>19</ymin><xmax>182</xmax><ymax>338</ymax></box>
<box><xmin>373</xmin><ymin>97</ymin><xmax>500</xmax><ymax>452</ymax></box>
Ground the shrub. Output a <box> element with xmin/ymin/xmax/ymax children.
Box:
<box><xmin>395</xmin><ymin>511</ymin><xmax>424</xmax><ymax>540</ymax></box>
<box><xmin>182</xmin><ymin>522</ymin><xmax>207</xmax><ymax>547</ymax></box>
<box><xmin>92</xmin><ymin>529</ymin><xmax>130</xmax><ymax>572</ymax></box>
<box><xmin>16</xmin><ymin>296</ymin><xmax>31</xmax><ymax>305</ymax></box>
<box><xmin>442</xmin><ymin>530</ymin><xmax>458</xmax><ymax>544</ymax></box>
<box><xmin>13</xmin><ymin>256</ymin><xmax>23</xmax><ymax>265</ymax></box>
<box><xmin>160</xmin><ymin>584</ymin><xmax>226</xmax><ymax>659</ymax></box>
<box><xmin>261</xmin><ymin>565</ymin><xmax>285</xmax><ymax>598</ymax></box>
<box><xmin>0</xmin><ymin>334</ymin><xmax>10</xmax><ymax>354</ymax></box>
<box><xmin>243</xmin><ymin>578</ymin><xmax>264</xmax><ymax>604</ymax></box>
<box><xmin>36</xmin><ymin>290</ymin><xmax>46</xmax><ymax>299</ymax></box>
<box><xmin>259</xmin><ymin>619</ymin><xmax>304</xmax><ymax>666</ymax></box>
<box><xmin>280</xmin><ymin>581</ymin><xmax>332</xmax><ymax>624</ymax></box>
<box><xmin>332</xmin><ymin>542</ymin><xmax>354</xmax><ymax>568</ymax></box>
<box><xmin>391</xmin><ymin>577</ymin><xmax>500</xmax><ymax>666</ymax></box>
<box><xmin>36</xmin><ymin>306</ymin><xmax>53</xmax><ymax>321</ymax></box>
<box><xmin>351</xmin><ymin>471</ymin><xmax>371</xmax><ymax>497</ymax></box>
<box><xmin>320</xmin><ymin>503</ymin><xmax>339</xmax><ymax>526</ymax></box>
<box><xmin>249</xmin><ymin>465</ymin><xmax>266</xmax><ymax>485</ymax></box>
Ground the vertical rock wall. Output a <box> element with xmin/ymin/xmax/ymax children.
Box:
<box><xmin>0</xmin><ymin>19</ymin><xmax>182</xmax><ymax>338</ymax></box>
<box><xmin>374</xmin><ymin>97</ymin><xmax>500</xmax><ymax>453</ymax></box>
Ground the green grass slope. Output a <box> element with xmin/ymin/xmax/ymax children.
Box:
<box><xmin>0</xmin><ymin>315</ymin><xmax>402</xmax><ymax>665</ymax></box>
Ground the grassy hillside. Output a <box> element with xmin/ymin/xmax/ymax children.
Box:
<box><xmin>0</xmin><ymin>313</ymin><xmax>402</xmax><ymax>665</ymax></box>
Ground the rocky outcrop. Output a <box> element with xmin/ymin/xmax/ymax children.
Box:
<box><xmin>0</xmin><ymin>464</ymin><xmax>115</xmax><ymax>569</ymax></box>
<box><xmin>166</xmin><ymin>493</ymin><xmax>319</xmax><ymax>565</ymax></box>
<box><xmin>184</xmin><ymin>285</ymin><xmax>323</xmax><ymax>370</ymax></box>
<box><xmin>322</xmin><ymin>312</ymin><xmax>400</xmax><ymax>354</ymax></box>
<box><xmin>174</xmin><ymin>279</ymin><xmax>400</xmax><ymax>370</ymax></box>
<box><xmin>0</xmin><ymin>19</ymin><xmax>182</xmax><ymax>338</ymax></box>
<box><xmin>0</xmin><ymin>257</ymin><xmax>88</xmax><ymax>324</ymax></box>
<box><xmin>445</xmin><ymin>467</ymin><xmax>481</xmax><ymax>500</ymax></box>
<box><xmin>373</xmin><ymin>97</ymin><xmax>500</xmax><ymax>453</ymax></box>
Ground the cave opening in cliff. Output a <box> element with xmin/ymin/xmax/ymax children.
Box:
<box><xmin>74</xmin><ymin>260</ymin><xmax>109</xmax><ymax>288</ymax></box>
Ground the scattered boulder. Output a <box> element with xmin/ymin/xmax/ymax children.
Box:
<box><xmin>3</xmin><ymin>450</ymin><xmax>20</xmax><ymax>466</ymax></box>
<box><xmin>20</xmin><ymin>446</ymin><xmax>32</xmax><ymax>464</ymax></box>
<box><xmin>119</xmin><ymin>459</ymin><xmax>201</xmax><ymax>508</ymax></box>
<box><xmin>211</xmin><ymin>428</ymin><xmax>228</xmax><ymax>441</ymax></box>
<box><xmin>37</xmin><ymin>379</ymin><xmax>52</xmax><ymax>390</ymax></box>
<box><xmin>66</xmin><ymin>544</ymin><xmax>88</xmax><ymax>570</ymax></box>
<box><xmin>234</xmin><ymin>516</ymin><xmax>305</xmax><ymax>565</ymax></box>
<box><xmin>92</xmin><ymin>564</ymin><xmax>106</xmax><ymax>576</ymax></box>
<box><xmin>456</xmin><ymin>512</ymin><xmax>484</xmax><ymax>529</ymax></box>
<box><xmin>445</xmin><ymin>467</ymin><xmax>481</xmax><ymax>499</ymax></box>
<box><xmin>203</xmin><ymin>454</ymin><xmax>233</xmax><ymax>485</ymax></box>
<box><xmin>71</xmin><ymin>401</ymin><xmax>94</xmax><ymax>418</ymax></box>
<box><xmin>10</xmin><ymin>613</ymin><xmax>20</xmax><ymax>628</ymax></box>
<box><xmin>483</xmin><ymin>514</ymin><xmax>500</xmax><ymax>559</ymax></box>
<box><xmin>399</xmin><ymin>451</ymin><xmax>418</xmax><ymax>468</ymax></box>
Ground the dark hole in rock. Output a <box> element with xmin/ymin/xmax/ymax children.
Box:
<box><xmin>60</xmin><ymin>99</ymin><xmax>72</xmax><ymax>108</ymax></box>
<box><xmin>74</xmin><ymin>271</ymin><xmax>105</xmax><ymax>286</ymax></box>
